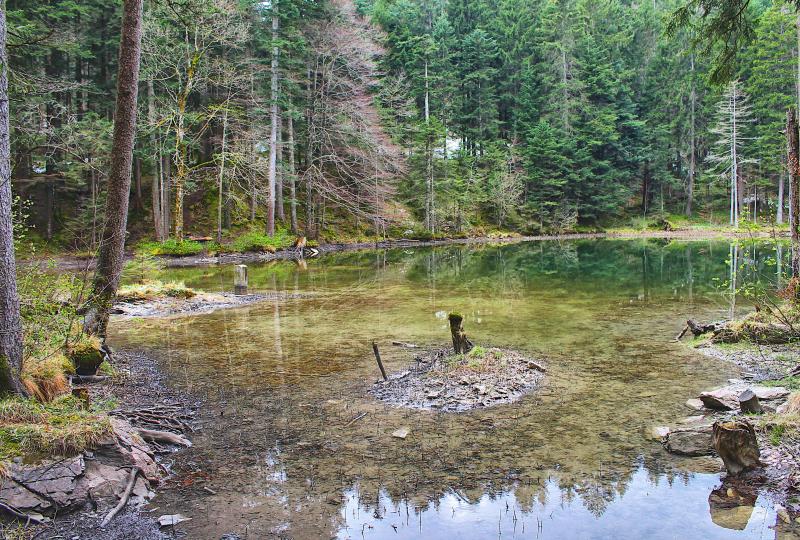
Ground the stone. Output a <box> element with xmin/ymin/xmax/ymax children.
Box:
<box><xmin>158</xmin><ymin>514</ymin><xmax>192</xmax><ymax>527</ymax></box>
<box><xmin>700</xmin><ymin>385</ymin><xmax>790</xmax><ymax>411</ymax></box>
<box><xmin>685</xmin><ymin>398</ymin><xmax>705</xmax><ymax>411</ymax></box>
<box><xmin>0</xmin><ymin>455</ymin><xmax>85</xmax><ymax>513</ymax></box>
<box><xmin>738</xmin><ymin>389</ymin><xmax>763</xmax><ymax>415</ymax></box>
<box><xmin>645</xmin><ymin>426</ymin><xmax>670</xmax><ymax>441</ymax></box>
<box><xmin>776</xmin><ymin>504</ymin><xmax>791</xmax><ymax>524</ymax></box>
<box><xmin>391</xmin><ymin>428</ymin><xmax>410</xmax><ymax>439</ymax></box>
<box><xmin>712</xmin><ymin>421</ymin><xmax>761</xmax><ymax>476</ymax></box>
<box><xmin>708</xmin><ymin>485</ymin><xmax>757</xmax><ymax>531</ymax></box>
<box><xmin>777</xmin><ymin>392</ymin><xmax>800</xmax><ymax>415</ymax></box>
<box><xmin>664</xmin><ymin>425</ymin><xmax>714</xmax><ymax>456</ymax></box>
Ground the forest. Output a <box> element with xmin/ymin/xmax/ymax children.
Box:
<box><xmin>4</xmin><ymin>0</ymin><xmax>800</xmax><ymax>539</ymax></box>
<box><xmin>8</xmin><ymin>0</ymin><xmax>800</xmax><ymax>249</ymax></box>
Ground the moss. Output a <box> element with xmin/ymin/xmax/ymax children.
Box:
<box><xmin>0</xmin><ymin>395</ymin><xmax>114</xmax><ymax>463</ymax></box>
<box><xmin>98</xmin><ymin>360</ymin><xmax>115</xmax><ymax>376</ymax></box>
<box><xmin>138</xmin><ymin>239</ymin><xmax>205</xmax><ymax>257</ymax></box>
<box><xmin>117</xmin><ymin>280</ymin><xmax>196</xmax><ymax>302</ymax></box>
<box><xmin>66</xmin><ymin>335</ymin><xmax>105</xmax><ymax>376</ymax></box>
<box><xmin>229</xmin><ymin>229</ymin><xmax>294</xmax><ymax>253</ymax></box>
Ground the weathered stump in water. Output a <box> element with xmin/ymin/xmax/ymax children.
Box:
<box><xmin>712</xmin><ymin>420</ymin><xmax>761</xmax><ymax>476</ymax></box>
<box><xmin>738</xmin><ymin>389</ymin><xmax>764</xmax><ymax>415</ymax></box>
<box><xmin>448</xmin><ymin>313</ymin><xmax>473</xmax><ymax>354</ymax></box>
<box><xmin>234</xmin><ymin>264</ymin><xmax>248</xmax><ymax>295</ymax></box>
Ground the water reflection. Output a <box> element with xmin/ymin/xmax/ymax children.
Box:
<box><xmin>111</xmin><ymin>239</ymin><xmax>792</xmax><ymax>539</ymax></box>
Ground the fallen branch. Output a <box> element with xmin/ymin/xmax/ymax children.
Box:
<box><xmin>343</xmin><ymin>412</ymin><xmax>368</xmax><ymax>428</ymax></box>
<box><xmin>100</xmin><ymin>467</ymin><xmax>139</xmax><ymax>527</ymax></box>
<box><xmin>0</xmin><ymin>501</ymin><xmax>47</xmax><ymax>524</ymax></box>
<box><xmin>137</xmin><ymin>428</ymin><xmax>192</xmax><ymax>447</ymax></box>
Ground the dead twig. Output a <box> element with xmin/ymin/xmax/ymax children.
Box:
<box><xmin>100</xmin><ymin>467</ymin><xmax>139</xmax><ymax>527</ymax></box>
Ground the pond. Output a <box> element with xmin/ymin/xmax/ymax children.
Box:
<box><xmin>109</xmin><ymin>238</ymin><xmax>795</xmax><ymax>539</ymax></box>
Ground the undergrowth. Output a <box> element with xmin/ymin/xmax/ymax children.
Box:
<box><xmin>117</xmin><ymin>280</ymin><xmax>196</xmax><ymax>302</ymax></box>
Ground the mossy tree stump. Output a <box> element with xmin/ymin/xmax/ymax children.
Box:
<box><xmin>448</xmin><ymin>313</ymin><xmax>473</xmax><ymax>355</ymax></box>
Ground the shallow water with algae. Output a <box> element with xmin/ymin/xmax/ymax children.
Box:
<box><xmin>110</xmin><ymin>239</ymin><xmax>797</xmax><ymax>539</ymax></box>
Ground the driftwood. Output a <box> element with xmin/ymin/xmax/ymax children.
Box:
<box><xmin>0</xmin><ymin>501</ymin><xmax>47</xmax><ymax>524</ymax></box>
<box><xmin>371</xmin><ymin>341</ymin><xmax>388</xmax><ymax>381</ymax></box>
<box><xmin>100</xmin><ymin>467</ymin><xmax>139</xmax><ymax>527</ymax></box>
<box><xmin>448</xmin><ymin>313</ymin><xmax>473</xmax><ymax>354</ymax></box>
<box><xmin>687</xmin><ymin>319</ymin><xmax>725</xmax><ymax>337</ymax></box>
<box><xmin>137</xmin><ymin>429</ymin><xmax>192</xmax><ymax>447</ymax></box>
<box><xmin>712</xmin><ymin>421</ymin><xmax>761</xmax><ymax>476</ymax></box>
<box><xmin>71</xmin><ymin>375</ymin><xmax>110</xmax><ymax>384</ymax></box>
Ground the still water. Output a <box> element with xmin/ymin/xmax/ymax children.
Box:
<box><xmin>110</xmin><ymin>239</ymin><xmax>795</xmax><ymax>539</ymax></box>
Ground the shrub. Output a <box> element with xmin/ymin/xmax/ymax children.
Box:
<box><xmin>138</xmin><ymin>239</ymin><xmax>204</xmax><ymax>257</ymax></box>
<box><xmin>230</xmin><ymin>229</ymin><xmax>294</xmax><ymax>253</ymax></box>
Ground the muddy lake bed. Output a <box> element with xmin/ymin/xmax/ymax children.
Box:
<box><xmin>108</xmin><ymin>239</ymin><xmax>799</xmax><ymax>539</ymax></box>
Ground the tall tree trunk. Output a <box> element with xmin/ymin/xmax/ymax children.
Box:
<box><xmin>266</xmin><ymin>6</ymin><xmax>279</xmax><ymax>236</ymax></box>
<box><xmin>787</xmin><ymin>108</ymin><xmax>800</xmax><ymax>277</ymax></box>
<box><xmin>217</xmin><ymin>108</ymin><xmax>228</xmax><ymax>244</ymax></box>
<box><xmin>0</xmin><ymin>4</ymin><xmax>25</xmax><ymax>395</ymax></box>
<box><xmin>424</xmin><ymin>60</ymin><xmax>434</xmax><ymax>233</ymax></box>
<box><xmin>83</xmin><ymin>0</ymin><xmax>144</xmax><ymax>337</ymax></box>
<box><xmin>779</xmin><ymin>169</ymin><xmax>785</xmax><ymax>225</ymax></box>
<box><xmin>148</xmin><ymin>79</ymin><xmax>164</xmax><ymax>241</ymax></box>
<box><xmin>276</xmin><ymin>107</ymin><xmax>284</xmax><ymax>222</ymax></box>
<box><xmin>288</xmin><ymin>113</ymin><xmax>298</xmax><ymax>233</ymax></box>
<box><xmin>686</xmin><ymin>53</ymin><xmax>696</xmax><ymax>217</ymax></box>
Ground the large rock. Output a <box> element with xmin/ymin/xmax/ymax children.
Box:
<box><xmin>0</xmin><ymin>418</ymin><xmax>160</xmax><ymax>516</ymax></box>
<box><xmin>664</xmin><ymin>424</ymin><xmax>714</xmax><ymax>456</ymax></box>
<box><xmin>712</xmin><ymin>421</ymin><xmax>761</xmax><ymax>476</ymax></box>
<box><xmin>777</xmin><ymin>392</ymin><xmax>800</xmax><ymax>415</ymax></box>
<box><xmin>699</xmin><ymin>385</ymin><xmax>790</xmax><ymax>411</ymax></box>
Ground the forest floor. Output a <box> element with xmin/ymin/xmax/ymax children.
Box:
<box><xmin>42</xmin><ymin>227</ymin><xmax>789</xmax><ymax>271</ymax></box>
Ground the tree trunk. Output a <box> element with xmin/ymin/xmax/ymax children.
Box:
<box><xmin>686</xmin><ymin>53</ymin><xmax>696</xmax><ymax>217</ymax></box>
<box><xmin>276</xmin><ymin>107</ymin><xmax>284</xmax><ymax>223</ymax></box>
<box><xmin>448</xmin><ymin>313</ymin><xmax>473</xmax><ymax>355</ymax></box>
<box><xmin>147</xmin><ymin>79</ymin><xmax>164</xmax><ymax>241</ymax></box>
<box><xmin>0</xmin><ymin>5</ymin><xmax>25</xmax><ymax>395</ymax></box>
<box><xmin>83</xmin><ymin>0</ymin><xmax>144</xmax><ymax>337</ymax></box>
<box><xmin>712</xmin><ymin>421</ymin><xmax>760</xmax><ymax>476</ymax></box>
<box><xmin>288</xmin><ymin>113</ymin><xmax>298</xmax><ymax>233</ymax></box>
<box><xmin>217</xmin><ymin>108</ymin><xmax>228</xmax><ymax>244</ymax></box>
<box><xmin>778</xmin><ymin>169</ymin><xmax>785</xmax><ymax>225</ymax></box>
<box><xmin>787</xmin><ymin>108</ymin><xmax>800</xmax><ymax>277</ymax></box>
<box><xmin>266</xmin><ymin>6</ymin><xmax>279</xmax><ymax>236</ymax></box>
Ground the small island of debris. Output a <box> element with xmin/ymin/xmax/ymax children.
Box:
<box><xmin>370</xmin><ymin>313</ymin><xmax>546</xmax><ymax>412</ymax></box>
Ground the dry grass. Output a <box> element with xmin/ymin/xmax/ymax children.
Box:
<box><xmin>0</xmin><ymin>395</ymin><xmax>114</xmax><ymax>463</ymax></box>
<box><xmin>116</xmin><ymin>280</ymin><xmax>196</xmax><ymax>302</ymax></box>
<box><xmin>757</xmin><ymin>413</ymin><xmax>800</xmax><ymax>447</ymax></box>
<box><xmin>21</xmin><ymin>353</ymin><xmax>74</xmax><ymax>402</ymax></box>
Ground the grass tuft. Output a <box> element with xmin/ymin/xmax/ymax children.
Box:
<box><xmin>117</xmin><ymin>280</ymin><xmax>196</xmax><ymax>302</ymax></box>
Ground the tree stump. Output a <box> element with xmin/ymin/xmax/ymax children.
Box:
<box><xmin>448</xmin><ymin>313</ymin><xmax>473</xmax><ymax>354</ymax></box>
<box><xmin>738</xmin><ymin>389</ymin><xmax>763</xmax><ymax>415</ymax></box>
<box><xmin>712</xmin><ymin>421</ymin><xmax>761</xmax><ymax>476</ymax></box>
<box><xmin>234</xmin><ymin>264</ymin><xmax>248</xmax><ymax>295</ymax></box>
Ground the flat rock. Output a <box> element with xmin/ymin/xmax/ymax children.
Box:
<box><xmin>391</xmin><ymin>427</ymin><xmax>410</xmax><ymax>439</ymax></box>
<box><xmin>700</xmin><ymin>385</ymin><xmax>790</xmax><ymax>411</ymax></box>
<box><xmin>0</xmin><ymin>455</ymin><xmax>86</xmax><ymax>512</ymax></box>
<box><xmin>664</xmin><ymin>425</ymin><xmax>714</xmax><ymax>456</ymax></box>
<box><xmin>685</xmin><ymin>398</ymin><xmax>705</xmax><ymax>411</ymax></box>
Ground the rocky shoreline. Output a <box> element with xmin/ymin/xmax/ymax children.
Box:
<box><xmin>0</xmin><ymin>350</ymin><xmax>198</xmax><ymax>539</ymax></box>
<box><xmin>663</xmin><ymin>334</ymin><xmax>800</xmax><ymax>522</ymax></box>
<box><xmin>113</xmin><ymin>290</ymin><xmax>306</xmax><ymax>319</ymax></box>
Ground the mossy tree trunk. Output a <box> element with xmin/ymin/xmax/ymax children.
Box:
<box><xmin>0</xmin><ymin>4</ymin><xmax>26</xmax><ymax>395</ymax></box>
<box><xmin>448</xmin><ymin>313</ymin><xmax>473</xmax><ymax>354</ymax></box>
<box><xmin>83</xmin><ymin>0</ymin><xmax>144</xmax><ymax>337</ymax></box>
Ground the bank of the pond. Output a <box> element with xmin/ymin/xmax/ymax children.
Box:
<box><xmin>1</xmin><ymin>350</ymin><xmax>199</xmax><ymax>540</ymax></box>
<box><xmin>44</xmin><ymin>227</ymin><xmax>788</xmax><ymax>271</ymax></box>
<box><xmin>670</xmin><ymin>324</ymin><xmax>800</xmax><ymax>518</ymax></box>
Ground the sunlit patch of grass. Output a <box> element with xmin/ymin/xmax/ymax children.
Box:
<box><xmin>763</xmin><ymin>377</ymin><xmax>800</xmax><ymax>391</ymax></box>
<box><xmin>138</xmin><ymin>239</ymin><xmax>205</xmax><ymax>257</ymax></box>
<box><xmin>758</xmin><ymin>413</ymin><xmax>800</xmax><ymax>447</ymax></box>
<box><xmin>0</xmin><ymin>395</ymin><xmax>114</xmax><ymax>463</ymax></box>
<box><xmin>117</xmin><ymin>280</ymin><xmax>196</xmax><ymax>302</ymax></box>
<box><xmin>228</xmin><ymin>229</ymin><xmax>295</xmax><ymax>253</ymax></box>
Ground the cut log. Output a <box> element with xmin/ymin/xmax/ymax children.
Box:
<box><xmin>448</xmin><ymin>313</ymin><xmax>473</xmax><ymax>355</ymax></box>
<box><xmin>738</xmin><ymin>389</ymin><xmax>763</xmax><ymax>415</ymax></box>
<box><xmin>687</xmin><ymin>319</ymin><xmax>724</xmax><ymax>337</ymax></box>
<box><xmin>136</xmin><ymin>429</ymin><xmax>191</xmax><ymax>447</ymax></box>
<box><xmin>712</xmin><ymin>421</ymin><xmax>761</xmax><ymax>476</ymax></box>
